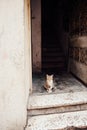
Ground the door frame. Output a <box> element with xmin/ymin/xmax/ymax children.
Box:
<box><xmin>24</xmin><ymin>0</ymin><xmax>32</xmax><ymax>96</ymax></box>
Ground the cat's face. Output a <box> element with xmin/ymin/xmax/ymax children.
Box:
<box><xmin>46</xmin><ymin>74</ymin><xmax>53</xmax><ymax>80</ymax></box>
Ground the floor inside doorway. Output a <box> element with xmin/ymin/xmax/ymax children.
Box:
<box><xmin>32</xmin><ymin>72</ymin><xmax>87</xmax><ymax>95</ymax></box>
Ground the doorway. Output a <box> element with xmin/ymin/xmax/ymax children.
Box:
<box><xmin>31</xmin><ymin>0</ymin><xmax>87</xmax><ymax>94</ymax></box>
<box><xmin>41</xmin><ymin>0</ymin><xmax>67</xmax><ymax>73</ymax></box>
<box><xmin>25</xmin><ymin>1</ymin><xmax>87</xmax><ymax>129</ymax></box>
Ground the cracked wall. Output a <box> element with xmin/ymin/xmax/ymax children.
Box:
<box><xmin>69</xmin><ymin>0</ymin><xmax>87</xmax><ymax>84</ymax></box>
<box><xmin>0</xmin><ymin>0</ymin><xmax>28</xmax><ymax>129</ymax></box>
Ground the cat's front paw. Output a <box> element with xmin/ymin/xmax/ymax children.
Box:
<box><xmin>53</xmin><ymin>86</ymin><xmax>57</xmax><ymax>90</ymax></box>
<box><xmin>47</xmin><ymin>89</ymin><xmax>52</xmax><ymax>93</ymax></box>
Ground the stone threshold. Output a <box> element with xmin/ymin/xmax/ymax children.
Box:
<box><xmin>28</xmin><ymin>91</ymin><xmax>87</xmax><ymax>116</ymax></box>
<box><xmin>28</xmin><ymin>104</ymin><xmax>87</xmax><ymax>116</ymax></box>
<box><xmin>28</xmin><ymin>91</ymin><xmax>87</xmax><ymax>109</ymax></box>
<box><xmin>26</xmin><ymin>110</ymin><xmax>87</xmax><ymax>130</ymax></box>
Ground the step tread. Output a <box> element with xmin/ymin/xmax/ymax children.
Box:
<box><xmin>28</xmin><ymin>92</ymin><xmax>87</xmax><ymax>110</ymax></box>
<box><xmin>42</xmin><ymin>57</ymin><xmax>65</xmax><ymax>62</ymax></box>
<box><xmin>26</xmin><ymin>110</ymin><xmax>87</xmax><ymax>130</ymax></box>
<box><xmin>42</xmin><ymin>64</ymin><xmax>65</xmax><ymax>68</ymax></box>
<box><xmin>42</xmin><ymin>68</ymin><xmax>67</xmax><ymax>73</ymax></box>
<box><xmin>43</xmin><ymin>53</ymin><xmax>64</xmax><ymax>56</ymax></box>
<box><xmin>42</xmin><ymin>48</ymin><xmax>62</xmax><ymax>52</ymax></box>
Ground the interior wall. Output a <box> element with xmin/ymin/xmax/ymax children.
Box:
<box><xmin>69</xmin><ymin>37</ymin><xmax>87</xmax><ymax>84</ymax></box>
<box><xmin>31</xmin><ymin>0</ymin><xmax>41</xmax><ymax>72</ymax></box>
<box><xmin>0</xmin><ymin>0</ymin><xmax>28</xmax><ymax>129</ymax></box>
<box><xmin>69</xmin><ymin>1</ymin><xmax>87</xmax><ymax>84</ymax></box>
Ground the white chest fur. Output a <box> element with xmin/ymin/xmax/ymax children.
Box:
<box><xmin>47</xmin><ymin>80</ymin><xmax>53</xmax><ymax>88</ymax></box>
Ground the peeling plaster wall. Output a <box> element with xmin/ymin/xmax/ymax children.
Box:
<box><xmin>69</xmin><ymin>1</ymin><xmax>87</xmax><ymax>85</ymax></box>
<box><xmin>31</xmin><ymin>0</ymin><xmax>41</xmax><ymax>72</ymax></box>
<box><xmin>69</xmin><ymin>37</ymin><xmax>87</xmax><ymax>84</ymax></box>
<box><xmin>0</xmin><ymin>0</ymin><xmax>27</xmax><ymax>129</ymax></box>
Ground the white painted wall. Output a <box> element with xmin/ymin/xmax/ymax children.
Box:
<box><xmin>0</xmin><ymin>0</ymin><xmax>30</xmax><ymax>129</ymax></box>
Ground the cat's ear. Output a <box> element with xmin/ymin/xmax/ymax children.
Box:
<box><xmin>46</xmin><ymin>74</ymin><xmax>48</xmax><ymax>77</ymax></box>
<box><xmin>51</xmin><ymin>74</ymin><xmax>53</xmax><ymax>78</ymax></box>
<box><xmin>51</xmin><ymin>74</ymin><xmax>53</xmax><ymax>77</ymax></box>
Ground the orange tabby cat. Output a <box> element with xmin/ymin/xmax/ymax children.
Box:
<box><xmin>44</xmin><ymin>74</ymin><xmax>54</xmax><ymax>93</ymax></box>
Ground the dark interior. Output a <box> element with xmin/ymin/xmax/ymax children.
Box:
<box><xmin>41</xmin><ymin>0</ymin><xmax>78</xmax><ymax>73</ymax></box>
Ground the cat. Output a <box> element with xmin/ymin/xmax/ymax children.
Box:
<box><xmin>44</xmin><ymin>74</ymin><xmax>55</xmax><ymax>93</ymax></box>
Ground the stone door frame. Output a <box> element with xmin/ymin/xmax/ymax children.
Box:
<box><xmin>25</xmin><ymin>0</ymin><xmax>32</xmax><ymax>94</ymax></box>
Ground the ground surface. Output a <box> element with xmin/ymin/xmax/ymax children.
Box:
<box><xmin>32</xmin><ymin>73</ymin><xmax>87</xmax><ymax>95</ymax></box>
<box><xmin>27</xmin><ymin>73</ymin><xmax>87</xmax><ymax>130</ymax></box>
<box><xmin>26</xmin><ymin>110</ymin><xmax>87</xmax><ymax>130</ymax></box>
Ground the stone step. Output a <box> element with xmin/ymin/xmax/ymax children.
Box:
<box><xmin>42</xmin><ymin>68</ymin><xmax>67</xmax><ymax>73</ymax></box>
<box><xmin>42</xmin><ymin>57</ymin><xmax>65</xmax><ymax>62</ymax></box>
<box><xmin>42</xmin><ymin>43</ymin><xmax>60</xmax><ymax>47</ymax></box>
<box><xmin>25</xmin><ymin>110</ymin><xmax>87</xmax><ymax>130</ymax></box>
<box><xmin>43</xmin><ymin>52</ymin><xmax>64</xmax><ymax>56</ymax></box>
<box><xmin>42</xmin><ymin>62</ymin><xmax>65</xmax><ymax>67</ymax></box>
<box><xmin>27</xmin><ymin>92</ymin><xmax>87</xmax><ymax>116</ymax></box>
<box><xmin>42</xmin><ymin>43</ymin><xmax>66</xmax><ymax>72</ymax></box>
<box><xmin>43</xmin><ymin>47</ymin><xmax>62</xmax><ymax>52</ymax></box>
<box><xmin>42</xmin><ymin>63</ymin><xmax>65</xmax><ymax>69</ymax></box>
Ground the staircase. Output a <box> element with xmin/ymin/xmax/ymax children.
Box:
<box><xmin>42</xmin><ymin>40</ymin><xmax>67</xmax><ymax>73</ymax></box>
<box><xmin>26</xmin><ymin>91</ymin><xmax>87</xmax><ymax>130</ymax></box>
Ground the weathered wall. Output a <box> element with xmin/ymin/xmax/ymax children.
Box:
<box><xmin>69</xmin><ymin>1</ymin><xmax>87</xmax><ymax>84</ymax></box>
<box><xmin>69</xmin><ymin>37</ymin><xmax>87</xmax><ymax>84</ymax></box>
<box><xmin>31</xmin><ymin>0</ymin><xmax>41</xmax><ymax>72</ymax></box>
<box><xmin>0</xmin><ymin>0</ymin><xmax>30</xmax><ymax>129</ymax></box>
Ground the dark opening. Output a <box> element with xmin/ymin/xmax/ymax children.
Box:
<box><xmin>41</xmin><ymin>0</ymin><xmax>69</xmax><ymax>73</ymax></box>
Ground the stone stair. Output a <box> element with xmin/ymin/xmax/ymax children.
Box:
<box><xmin>26</xmin><ymin>110</ymin><xmax>87</xmax><ymax>130</ymax></box>
<box><xmin>42</xmin><ymin>42</ymin><xmax>67</xmax><ymax>72</ymax></box>
<box><xmin>26</xmin><ymin>91</ymin><xmax>87</xmax><ymax>130</ymax></box>
<box><xmin>27</xmin><ymin>92</ymin><xmax>87</xmax><ymax>116</ymax></box>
